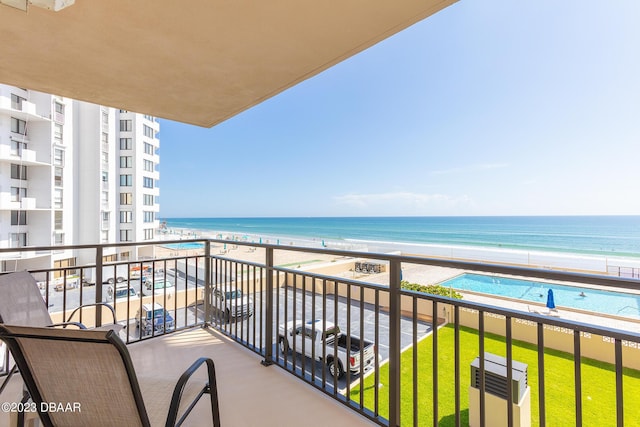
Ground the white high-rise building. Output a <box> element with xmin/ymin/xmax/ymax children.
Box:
<box><xmin>0</xmin><ymin>85</ymin><xmax>160</xmax><ymax>273</ymax></box>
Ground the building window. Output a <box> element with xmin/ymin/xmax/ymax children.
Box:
<box><xmin>144</xmin><ymin>142</ymin><xmax>153</xmax><ymax>155</ymax></box>
<box><xmin>11</xmin><ymin>187</ymin><xmax>27</xmax><ymax>202</ymax></box>
<box><xmin>11</xmin><ymin>94</ymin><xmax>26</xmax><ymax>110</ymax></box>
<box><xmin>54</xmin><ymin>102</ymin><xmax>65</xmax><ymax>115</ymax></box>
<box><xmin>101</xmin><ymin>171</ymin><xmax>108</xmax><ymax>183</ymax></box>
<box><xmin>55</xmin><ymin>167</ymin><xmax>63</xmax><ymax>187</ymax></box>
<box><xmin>53</xmin><ymin>148</ymin><xmax>65</xmax><ymax>166</ymax></box>
<box><xmin>101</xmin><ymin>191</ymin><xmax>109</xmax><ymax>205</ymax></box>
<box><xmin>120</xmin><ymin>211</ymin><xmax>133</xmax><ymax>223</ymax></box>
<box><xmin>143</xmin><ymin>125</ymin><xmax>154</xmax><ymax>138</ymax></box>
<box><xmin>11</xmin><ymin>164</ymin><xmax>27</xmax><ymax>180</ymax></box>
<box><xmin>55</xmin><ymin>211</ymin><xmax>63</xmax><ymax>230</ymax></box>
<box><xmin>54</xmin><ymin>189</ymin><xmax>63</xmax><ymax>208</ymax></box>
<box><xmin>144</xmin><ymin>114</ymin><xmax>154</xmax><ymax>121</ymax></box>
<box><xmin>143</xmin><ymin>177</ymin><xmax>153</xmax><ymax>188</ymax></box>
<box><xmin>54</xmin><ymin>123</ymin><xmax>63</xmax><ymax>144</ymax></box>
<box><xmin>120</xmin><ymin>193</ymin><xmax>133</xmax><ymax>205</ymax></box>
<box><xmin>120</xmin><ymin>120</ymin><xmax>132</xmax><ymax>131</ymax></box>
<box><xmin>120</xmin><ymin>138</ymin><xmax>132</xmax><ymax>150</ymax></box>
<box><xmin>101</xmin><ymin>231</ymin><xmax>109</xmax><ymax>243</ymax></box>
<box><xmin>144</xmin><ymin>229</ymin><xmax>154</xmax><ymax>240</ymax></box>
<box><xmin>11</xmin><ymin>117</ymin><xmax>27</xmax><ymax>135</ymax></box>
<box><xmin>54</xmin><ymin>233</ymin><xmax>65</xmax><ymax>245</ymax></box>
<box><xmin>10</xmin><ymin>233</ymin><xmax>27</xmax><ymax>248</ymax></box>
<box><xmin>11</xmin><ymin>140</ymin><xmax>27</xmax><ymax>156</ymax></box>
<box><xmin>120</xmin><ymin>156</ymin><xmax>132</xmax><ymax>168</ymax></box>
<box><xmin>102</xmin><ymin>111</ymin><xmax>109</xmax><ymax>130</ymax></box>
<box><xmin>143</xmin><ymin>160</ymin><xmax>154</xmax><ymax>172</ymax></box>
<box><xmin>143</xmin><ymin>194</ymin><xmax>154</xmax><ymax>206</ymax></box>
<box><xmin>101</xmin><ymin>132</ymin><xmax>109</xmax><ymax>145</ymax></box>
<box><xmin>120</xmin><ymin>230</ymin><xmax>132</xmax><ymax>242</ymax></box>
<box><xmin>11</xmin><ymin>211</ymin><xmax>27</xmax><ymax>226</ymax></box>
<box><xmin>143</xmin><ymin>211</ymin><xmax>154</xmax><ymax>223</ymax></box>
<box><xmin>120</xmin><ymin>175</ymin><xmax>132</xmax><ymax>186</ymax></box>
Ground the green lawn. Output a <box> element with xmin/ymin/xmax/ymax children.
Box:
<box><xmin>350</xmin><ymin>324</ymin><xmax>640</xmax><ymax>426</ymax></box>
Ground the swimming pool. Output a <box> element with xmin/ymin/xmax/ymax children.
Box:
<box><xmin>439</xmin><ymin>273</ymin><xmax>640</xmax><ymax>320</ymax></box>
<box><xmin>162</xmin><ymin>242</ymin><xmax>204</xmax><ymax>250</ymax></box>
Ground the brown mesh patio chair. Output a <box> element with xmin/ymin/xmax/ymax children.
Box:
<box><xmin>0</xmin><ymin>271</ymin><xmax>122</xmax><ymax>396</ymax></box>
<box><xmin>0</xmin><ymin>324</ymin><xmax>220</xmax><ymax>427</ymax></box>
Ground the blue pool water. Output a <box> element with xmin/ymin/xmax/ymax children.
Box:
<box><xmin>439</xmin><ymin>273</ymin><xmax>640</xmax><ymax>320</ymax></box>
<box><xmin>162</xmin><ymin>242</ymin><xmax>204</xmax><ymax>250</ymax></box>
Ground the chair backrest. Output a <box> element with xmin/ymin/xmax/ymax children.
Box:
<box><xmin>0</xmin><ymin>271</ymin><xmax>52</xmax><ymax>326</ymax></box>
<box><xmin>0</xmin><ymin>324</ymin><xmax>151</xmax><ymax>427</ymax></box>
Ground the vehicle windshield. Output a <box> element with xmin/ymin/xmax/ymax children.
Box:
<box><xmin>146</xmin><ymin>308</ymin><xmax>167</xmax><ymax>319</ymax></box>
<box><xmin>153</xmin><ymin>281</ymin><xmax>170</xmax><ymax>289</ymax></box>
<box><xmin>115</xmin><ymin>287</ymin><xmax>134</xmax><ymax>298</ymax></box>
<box><xmin>225</xmin><ymin>289</ymin><xmax>242</xmax><ymax>299</ymax></box>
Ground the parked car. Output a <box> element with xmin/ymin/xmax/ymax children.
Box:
<box><xmin>54</xmin><ymin>278</ymin><xmax>79</xmax><ymax>292</ymax></box>
<box><xmin>142</xmin><ymin>277</ymin><xmax>175</xmax><ymax>296</ymax></box>
<box><xmin>212</xmin><ymin>286</ymin><xmax>254</xmax><ymax>322</ymax></box>
<box><xmin>107</xmin><ymin>283</ymin><xmax>138</xmax><ymax>301</ymax></box>
<box><xmin>135</xmin><ymin>303</ymin><xmax>175</xmax><ymax>336</ymax></box>
<box><xmin>279</xmin><ymin>319</ymin><xmax>377</xmax><ymax>379</ymax></box>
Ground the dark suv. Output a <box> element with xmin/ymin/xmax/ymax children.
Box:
<box><xmin>135</xmin><ymin>303</ymin><xmax>175</xmax><ymax>336</ymax></box>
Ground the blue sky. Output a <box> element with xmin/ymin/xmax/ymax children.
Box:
<box><xmin>158</xmin><ymin>0</ymin><xmax>640</xmax><ymax>218</ymax></box>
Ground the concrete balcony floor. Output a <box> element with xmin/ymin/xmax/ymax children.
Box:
<box><xmin>1</xmin><ymin>327</ymin><xmax>376</xmax><ymax>426</ymax></box>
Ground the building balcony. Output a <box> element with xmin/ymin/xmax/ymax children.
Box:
<box><xmin>1</xmin><ymin>240</ymin><xmax>639</xmax><ymax>426</ymax></box>
<box><xmin>0</xmin><ymin>96</ymin><xmax>49</xmax><ymax>121</ymax></box>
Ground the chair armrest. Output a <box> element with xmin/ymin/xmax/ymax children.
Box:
<box><xmin>166</xmin><ymin>357</ymin><xmax>220</xmax><ymax>427</ymax></box>
<box><xmin>48</xmin><ymin>322</ymin><xmax>86</xmax><ymax>329</ymax></box>
<box><xmin>66</xmin><ymin>302</ymin><xmax>119</xmax><ymax>327</ymax></box>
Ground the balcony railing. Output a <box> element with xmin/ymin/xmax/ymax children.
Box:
<box><xmin>1</xmin><ymin>240</ymin><xmax>639</xmax><ymax>427</ymax></box>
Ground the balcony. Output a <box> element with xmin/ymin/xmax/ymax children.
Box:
<box><xmin>1</xmin><ymin>240</ymin><xmax>639</xmax><ymax>426</ymax></box>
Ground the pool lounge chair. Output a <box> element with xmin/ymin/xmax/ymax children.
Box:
<box><xmin>0</xmin><ymin>324</ymin><xmax>221</xmax><ymax>427</ymax></box>
<box><xmin>527</xmin><ymin>305</ymin><xmax>560</xmax><ymax>317</ymax></box>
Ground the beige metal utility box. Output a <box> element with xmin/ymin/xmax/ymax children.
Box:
<box><xmin>469</xmin><ymin>353</ymin><xmax>531</xmax><ymax>427</ymax></box>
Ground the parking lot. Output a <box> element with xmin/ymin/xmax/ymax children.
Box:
<box><xmin>43</xmin><ymin>269</ymin><xmax>435</xmax><ymax>391</ymax></box>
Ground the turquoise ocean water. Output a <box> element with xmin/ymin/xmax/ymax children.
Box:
<box><xmin>163</xmin><ymin>216</ymin><xmax>640</xmax><ymax>259</ymax></box>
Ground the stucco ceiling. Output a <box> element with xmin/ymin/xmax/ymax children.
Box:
<box><xmin>0</xmin><ymin>0</ymin><xmax>457</xmax><ymax>127</ymax></box>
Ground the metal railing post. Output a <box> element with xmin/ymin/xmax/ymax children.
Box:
<box><xmin>95</xmin><ymin>246</ymin><xmax>103</xmax><ymax>327</ymax></box>
<box><xmin>204</xmin><ymin>240</ymin><xmax>212</xmax><ymax>326</ymax></box>
<box><xmin>261</xmin><ymin>247</ymin><xmax>274</xmax><ymax>366</ymax></box>
<box><xmin>389</xmin><ymin>259</ymin><xmax>401</xmax><ymax>426</ymax></box>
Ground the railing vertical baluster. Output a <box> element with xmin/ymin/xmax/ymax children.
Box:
<box><xmin>574</xmin><ymin>330</ymin><xmax>582</xmax><ymax>427</ymax></box>
<box><xmin>479</xmin><ymin>310</ymin><xmax>485</xmax><ymax>427</ymax></box>
<box><xmin>389</xmin><ymin>259</ymin><xmax>402</xmax><ymax>427</ymax></box>
<box><xmin>359</xmin><ymin>285</ymin><xmax>365</xmax><ymax>409</ymax></box>
<box><xmin>412</xmin><ymin>298</ymin><xmax>418</xmax><ymax>427</ymax></box>
<box><xmin>302</xmin><ymin>274</ymin><xmax>306</xmax><ymax>377</ymax></box>
<box><xmin>332</xmin><ymin>280</ymin><xmax>338</xmax><ymax>396</ymax></box>
<box><xmin>261</xmin><ymin>247</ymin><xmax>274</xmax><ymax>366</ymax></box>
<box><xmin>454</xmin><ymin>305</ymin><xmax>460</xmax><ymax>427</ymax></box>
<box><xmin>345</xmin><ymin>282</ymin><xmax>351</xmax><ymax>399</ymax></box>
<box><xmin>432</xmin><ymin>300</ymin><xmax>438</xmax><ymax>427</ymax></box>
<box><xmin>95</xmin><ymin>245</ymin><xmax>103</xmax><ymax>327</ymax></box>
<box><xmin>322</xmin><ymin>279</ymin><xmax>327</xmax><ymax>389</ymax></box>
<box><xmin>537</xmin><ymin>322</ymin><xmax>546</xmax><ymax>427</ymax></box>
<box><xmin>292</xmin><ymin>273</ymin><xmax>297</xmax><ymax>374</ymax></box>
<box><xmin>615</xmin><ymin>338</ymin><xmax>624</xmax><ymax>427</ymax></box>
<box><xmin>311</xmin><ymin>277</ymin><xmax>316</xmax><ymax>383</ymax></box>
<box><xmin>374</xmin><ymin>289</ymin><xmax>380</xmax><ymax>418</ymax></box>
<box><xmin>506</xmin><ymin>316</ymin><xmax>513</xmax><ymax>427</ymax></box>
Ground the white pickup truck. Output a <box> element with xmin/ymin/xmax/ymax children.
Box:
<box><xmin>278</xmin><ymin>319</ymin><xmax>377</xmax><ymax>379</ymax></box>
